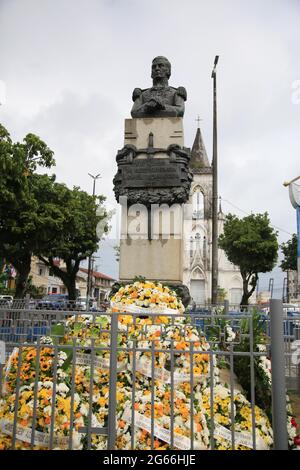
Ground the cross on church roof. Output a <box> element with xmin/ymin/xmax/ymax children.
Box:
<box><xmin>195</xmin><ymin>115</ymin><xmax>202</xmax><ymax>128</ymax></box>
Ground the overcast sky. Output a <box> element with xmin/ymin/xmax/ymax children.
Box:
<box><xmin>0</xmin><ymin>0</ymin><xmax>299</xmax><ymax>293</ymax></box>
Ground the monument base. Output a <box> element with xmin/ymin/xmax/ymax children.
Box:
<box><xmin>119</xmin><ymin>238</ymin><xmax>183</xmax><ymax>283</ymax></box>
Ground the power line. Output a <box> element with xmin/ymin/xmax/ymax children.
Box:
<box><xmin>220</xmin><ymin>197</ymin><xmax>293</xmax><ymax>237</ymax></box>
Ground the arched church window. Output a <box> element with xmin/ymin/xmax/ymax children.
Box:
<box><xmin>190</xmin><ymin>236</ymin><xmax>194</xmax><ymax>258</ymax></box>
<box><xmin>192</xmin><ymin>188</ymin><xmax>204</xmax><ymax>219</ymax></box>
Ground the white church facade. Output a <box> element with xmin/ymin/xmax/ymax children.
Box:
<box><xmin>183</xmin><ymin>127</ymin><xmax>244</xmax><ymax>305</ymax></box>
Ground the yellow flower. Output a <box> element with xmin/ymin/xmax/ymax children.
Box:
<box><xmin>98</xmin><ymin>397</ymin><xmax>106</xmax><ymax>407</ymax></box>
<box><xmin>116</xmin><ymin>392</ymin><xmax>124</xmax><ymax>402</ymax></box>
<box><xmin>19</xmin><ymin>403</ymin><xmax>31</xmax><ymax>418</ymax></box>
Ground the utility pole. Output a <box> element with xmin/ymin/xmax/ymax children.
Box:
<box><xmin>211</xmin><ymin>55</ymin><xmax>219</xmax><ymax>304</ymax></box>
<box><xmin>283</xmin><ymin>176</ymin><xmax>300</xmax><ymax>300</ymax></box>
<box><xmin>268</xmin><ymin>278</ymin><xmax>274</xmax><ymax>299</ymax></box>
<box><xmin>87</xmin><ymin>173</ymin><xmax>101</xmax><ymax>308</ymax></box>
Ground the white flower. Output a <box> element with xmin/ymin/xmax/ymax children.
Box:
<box><xmin>57</xmin><ymin>383</ymin><xmax>69</xmax><ymax>395</ymax></box>
<box><xmin>73</xmin><ymin>393</ymin><xmax>81</xmax><ymax>404</ymax></box>
<box><xmin>174</xmin><ymin>415</ymin><xmax>184</xmax><ymax>426</ymax></box>
<box><xmin>72</xmin><ymin>431</ymin><xmax>83</xmax><ymax>450</ymax></box>
<box><xmin>225</xmin><ymin>326</ymin><xmax>236</xmax><ymax>342</ymax></box>
<box><xmin>39</xmin><ymin>336</ymin><xmax>54</xmax><ymax>345</ymax></box>
<box><xmin>43</xmin><ymin>381</ymin><xmax>53</xmax><ymax>389</ymax></box>
<box><xmin>57</xmin><ymin>369</ymin><xmax>67</xmax><ymax>380</ymax></box>
<box><xmin>58</xmin><ymin>351</ymin><xmax>67</xmax><ymax>361</ymax></box>
<box><xmin>44</xmin><ymin>405</ymin><xmax>52</xmax><ymax>416</ymax></box>
<box><xmin>80</xmin><ymin>403</ymin><xmax>89</xmax><ymax>416</ymax></box>
<box><xmin>214</xmin><ymin>384</ymin><xmax>230</xmax><ymax>400</ymax></box>
<box><xmin>19</xmin><ymin>385</ymin><xmax>32</xmax><ymax>393</ymax></box>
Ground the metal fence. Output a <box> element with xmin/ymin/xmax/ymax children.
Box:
<box><xmin>0</xmin><ymin>299</ymin><xmax>298</xmax><ymax>450</ymax></box>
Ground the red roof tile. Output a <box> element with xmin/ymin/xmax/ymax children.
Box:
<box><xmin>79</xmin><ymin>268</ymin><xmax>115</xmax><ymax>281</ymax></box>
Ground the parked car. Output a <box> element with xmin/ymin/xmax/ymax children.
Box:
<box><xmin>76</xmin><ymin>297</ymin><xmax>98</xmax><ymax>311</ymax></box>
<box><xmin>0</xmin><ymin>295</ymin><xmax>14</xmax><ymax>307</ymax></box>
<box><xmin>36</xmin><ymin>294</ymin><xmax>69</xmax><ymax>310</ymax></box>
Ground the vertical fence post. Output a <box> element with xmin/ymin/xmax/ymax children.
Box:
<box><xmin>270</xmin><ymin>299</ymin><xmax>288</xmax><ymax>450</ymax></box>
<box><xmin>107</xmin><ymin>313</ymin><xmax>118</xmax><ymax>450</ymax></box>
<box><xmin>224</xmin><ymin>299</ymin><xmax>229</xmax><ymax>314</ymax></box>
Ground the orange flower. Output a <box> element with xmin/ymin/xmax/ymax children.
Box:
<box><xmin>199</xmin><ymin>354</ymin><xmax>209</xmax><ymax>362</ymax></box>
<box><xmin>130</xmin><ymin>291</ymin><xmax>138</xmax><ymax>299</ymax></box>
<box><xmin>197</xmin><ymin>423</ymin><xmax>203</xmax><ymax>432</ymax></box>
<box><xmin>20</xmin><ymin>419</ymin><xmax>28</xmax><ymax>427</ymax></box>
<box><xmin>26</xmin><ymin>350</ymin><xmax>36</xmax><ymax>361</ymax></box>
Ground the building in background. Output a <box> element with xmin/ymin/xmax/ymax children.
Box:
<box><xmin>288</xmin><ymin>270</ymin><xmax>299</xmax><ymax>303</ymax></box>
<box><xmin>30</xmin><ymin>257</ymin><xmax>49</xmax><ymax>295</ymax></box>
<box><xmin>183</xmin><ymin>126</ymin><xmax>247</xmax><ymax>305</ymax></box>
<box><xmin>28</xmin><ymin>259</ymin><xmax>115</xmax><ymax>300</ymax></box>
<box><xmin>79</xmin><ymin>268</ymin><xmax>115</xmax><ymax>302</ymax></box>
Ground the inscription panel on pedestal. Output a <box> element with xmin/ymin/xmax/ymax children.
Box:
<box><xmin>122</xmin><ymin>159</ymin><xmax>181</xmax><ymax>188</ymax></box>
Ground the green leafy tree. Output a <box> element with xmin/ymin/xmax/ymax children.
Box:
<box><xmin>217</xmin><ymin>286</ymin><xmax>227</xmax><ymax>303</ymax></box>
<box><xmin>39</xmin><ymin>186</ymin><xmax>109</xmax><ymax>301</ymax></box>
<box><xmin>0</xmin><ymin>124</ymin><xmax>55</xmax><ymax>298</ymax></box>
<box><xmin>0</xmin><ymin>124</ymin><xmax>109</xmax><ymax>300</ymax></box>
<box><xmin>219</xmin><ymin>213</ymin><xmax>278</xmax><ymax>306</ymax></box>
<box><xmin>280</xmin><ymin>234</ymin><xmax>297</xmax><ymax>272</ymax></box>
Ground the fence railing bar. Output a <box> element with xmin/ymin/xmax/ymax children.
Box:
<box><xmin>11</xmin><ymin>344</ymin><xmax>23</xmax><ymax>450</ymax></box>
<box><xmin>170</xmin><ymin>338</ymin><xmax>175</xmax><ymax>450</ymax></box>
<box><xmin>131</xmin><ymin>337</ymin><xmax>137</xmax><ymax>450</ymax></box>
<box><xmin>30</xmin><ymin>338</ymin><xmax>41</xmax><ymax>449</ymax></box>
<box><xmin>229</xmin><ymin>344</ymin><xmax>235</xmax><ymax>450</ymax></box>
<box><xmin>107</xmin><ymin>313</ymin><xmax>118</xmax><ymax>450</ymax></box>
<box><xmin>49</xmin><ymin>343</ymin><xmax>59</xmax><ymax>450</ymax></box>
<box><xmin>249</xmin><ymin>314</ymin><xmax>257</xmax><ymax>450</ymax></box>
<box><xmin>190</xmin><ymin>341</ymin><xmax>194</xmax><ymax>451</ymax></box>
<box><xmin>270</xmin><ymin>299</ymin><xmax>288</xmax><ymax>450</ymax></box>
<box><xmin>209</xmin><ymin>350</ymin><xmax>215</xmax><ymax>450</ymax></box>
<box><xmin>86</xmin><ymin>337</ymin><xmax>96</xmax><ymax>450</ymax></box>
<box><xmin>68</xmin><ymin>337</ymin><xmax>77</xmax><ymax>450</ymax></box>
<box><xmin>150</xmin><ymin>341</ymin><xmax>155</xmax><ymax>450</ymax></box>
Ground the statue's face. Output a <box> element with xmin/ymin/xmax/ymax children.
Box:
<box><xmin>151</xmin><ymin>58</ymin><xmax>170</xmax><ymax>80</ymax></box>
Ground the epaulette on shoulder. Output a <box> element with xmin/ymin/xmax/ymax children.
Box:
<box><xmin>177</xmin><ymin>86</ymin><xmax>187</xmax><ymax>101</ymax></box>
<box><xmin>132</xmin><ymin>88</ymin><xmax>142</xmax><ymax>102</ymax></box>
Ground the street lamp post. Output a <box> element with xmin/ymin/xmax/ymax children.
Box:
<box><xmin>283</xmin><ymin>176</ymin><xmax>300</xmax><ymax>297</ymax></box>
<box><xmin>211</xmin><ymin>55</ymin><xmax>219</xmax><ymax>305</ymax></box>
<box><xmin>87</xmin><ymin>173</ymin><xmax>101</xmax><ymax>308</ymax></box>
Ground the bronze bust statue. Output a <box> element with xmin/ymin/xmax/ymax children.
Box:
<box><xmin>131</xmin><ymin>56</ymin><xmax>187</xmax><ymax>118</ymax></box>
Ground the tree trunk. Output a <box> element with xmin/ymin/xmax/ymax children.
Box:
<box><xmin>240</xmin><ymin>272</ymin><xmax>258</xmax><ymax>308</ymax></box>
<box><xmin>39</xmin><ymin>257</ymin><xmax>79</xmax><ymax>301</ymax></box>
<box><xmin>63</xmin><ymin>276</ymin><xmax>77</xmax><ymax>301</ymax></box>
<box><xmin>13</xmin><ymin>253</ymin><xmax>32</xmax><ymax>299</ymax></box>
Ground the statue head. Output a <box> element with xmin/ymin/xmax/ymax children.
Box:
<box><xmin>151</xmin><ymin>56</ymin><xmax>171</xmax><ymax>81</ymax></box>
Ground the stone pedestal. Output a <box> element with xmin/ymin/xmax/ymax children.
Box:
<box><xmin>119</xmin><ymin>202</ymin><xmax>184</xmax><ymax>283</ymax></box>
<box><xmin>124</xmin><ymin>117</ymin><xmax>184</xmax><ymax>148</ymax></box>
<box><xmin>113</xmin><ymin>117</ymin><xmax>192</xmax><ymax>286</ymax></box>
